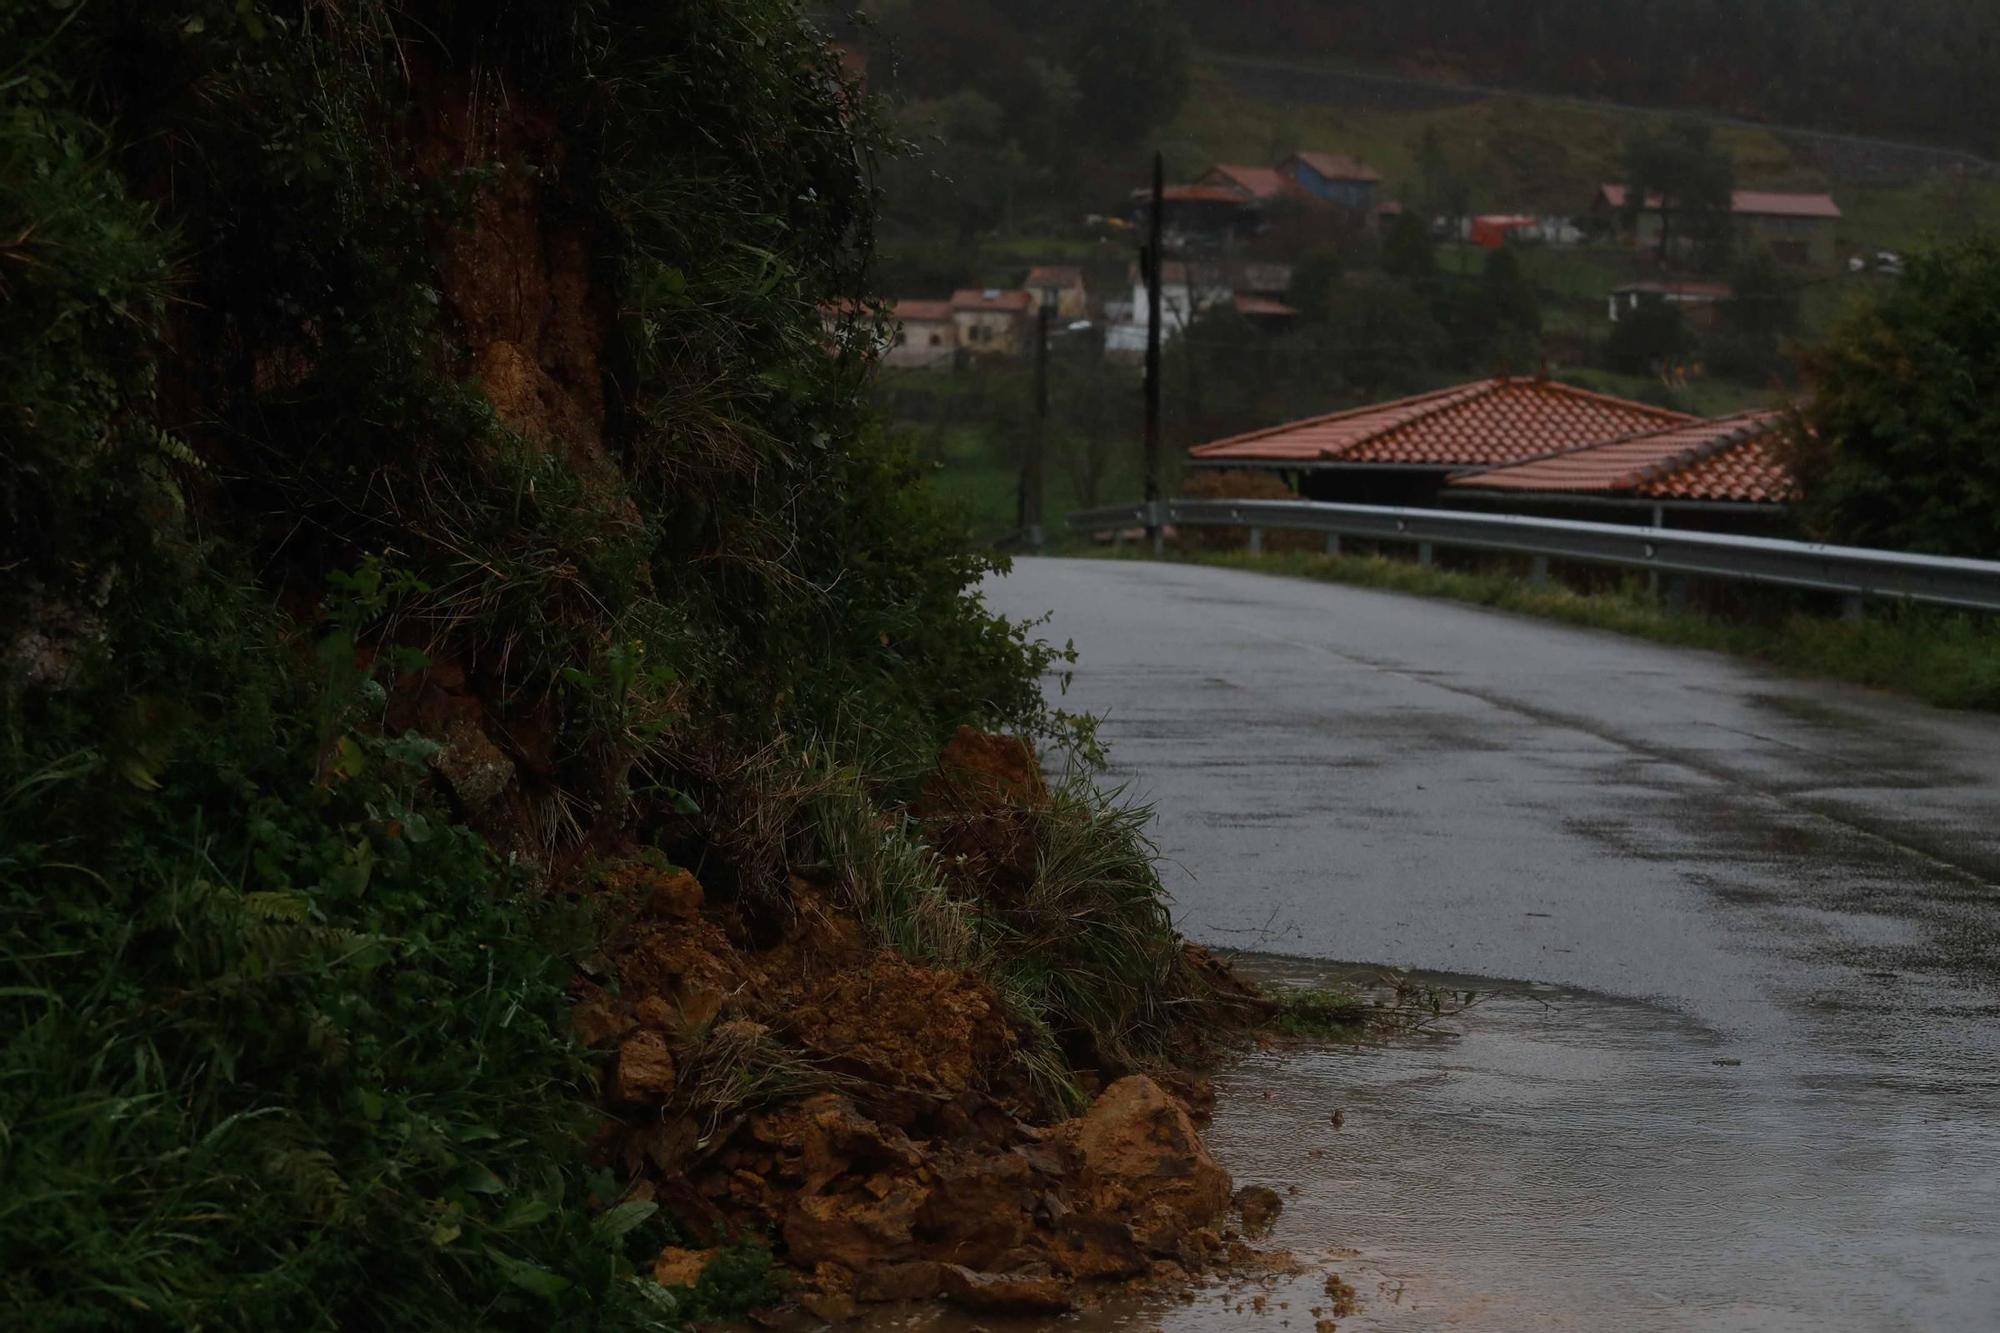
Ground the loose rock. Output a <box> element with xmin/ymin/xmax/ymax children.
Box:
<box><xmin>939</xmin><ymin>1264</ymin><xmax>1075</xmax><ymax>1316</ymax></box>
<box><xmin>1234</xmin><ymin>1184</ymin><xmax>1284</xmax><ymax>1235</ymax></box>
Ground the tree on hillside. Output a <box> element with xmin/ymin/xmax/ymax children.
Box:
<box><xmin>1068</xmin><ymin>0</ymin><xmax>1191</xmax><ymax>149</ymax></box>
<box><xmin>1605</xmin><ymin>297</ymin><xmax>1694</xmax><ymax>375</ymax></box>
<box><xmin>1710</xmin><ymin>246</ymin><xmax>1800</xmax><ymax>381</ymax></box>
<box><xmin>1791</xmin><ymin>236</ymin><xmax>2000</xmax><ymax>558</ymax></box>
<box><xmin>1284</xmin><ymin>248</ymin><xmax>1346</xmax><ymax>323</ymax></box>
<box><xmin>1414</xmin><ymin>124</ymin><xmax>1470</xmax><ymax>234</ymax></box>
<box><xmin>1480</xmin><ymin>247</ymin><xmax>1543</xmax><ymax>371</ymax></box>
<box><xmin>1381</xmin><ymin>211</ymin><xmax>1438</xmax><ymax>286</ymax></box>
<box><xmin>1621</xmin><ymin>120</ymin><xmax>1735</xmax><ymax>270</ymax></box>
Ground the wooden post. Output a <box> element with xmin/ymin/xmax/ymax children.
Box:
<box><xmin>1024</xmin><ymin>304</ymin><xmax>1050</xmax><ymax>550</ymax></box>
<box><xmin>1142</xmin><ymin>152</ymin><xmax>1164</xmax><ymax>554</ymax></box>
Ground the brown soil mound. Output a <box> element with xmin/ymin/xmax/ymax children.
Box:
<box><xmin>913</xmin><ymin>725</ymin><xmax>1049</xmax><ymax>903</ymax></box>
<box><xmin>580</xmin><ymin>730</ymin><xmax>1265</xmax><ymax>1319</ymax></box>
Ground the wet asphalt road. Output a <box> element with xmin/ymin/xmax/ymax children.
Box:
<box><xmin>978</xmin><ymin>557</ymin><xmax>2000</xmax><ymax>1331</ymax></box>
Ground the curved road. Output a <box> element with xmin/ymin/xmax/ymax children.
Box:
<box><xmin>983</xmin><ymin>557</ymin><xmax>2000</xmax><ymax>1331</ymax></box>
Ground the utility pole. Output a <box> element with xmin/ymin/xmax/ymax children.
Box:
<box><xmin>1024</xmin><ymin>302</ymin><xmax>1050</xmax><ymax>549</ymax></box>
<box><xmin>1142</xmin><ymin>150</ymin><xmax>1164</xmax><ymax>553</ymax></box>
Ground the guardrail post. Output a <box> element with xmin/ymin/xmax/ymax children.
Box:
<box><xmin>1417</xmin><ymin>541</ymin><xmax>1434</xmax><ymax>567</ymax></box>
<box><xmin>1325</xmin><ymin>532</ymin><xmax>1341</xmax><ymax>557</ymax></box>
<box><xmin>1529</xmin><ymin>554</ymin><xmax>1549</xmax><ymax>585</ymax></box>
<box><xmin>1247</xmin><ymin>527</ymin><xmax>1263</xmax><ymax>555</ymax></box>
<box><xmin>1841</xmin><ymin>594</ymin><xmax>1865</xmax><ymax>622</ymax></box>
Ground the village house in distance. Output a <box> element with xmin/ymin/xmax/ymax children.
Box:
<box><xmin>1591</xmin><ymin>184</ymin><xmax>1843</xmax><ymax>267</ymax></box>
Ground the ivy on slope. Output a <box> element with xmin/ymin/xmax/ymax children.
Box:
<box><xmin>0</xmin><ymin>2</ymin><xmax>1067</xmax><ymax>1328</ymax></box>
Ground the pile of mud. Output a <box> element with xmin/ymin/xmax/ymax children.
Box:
<box><xmin>570</xmin><ymin>729</ymin><xmax>1269</xmax><ymax>1319</ymax></box>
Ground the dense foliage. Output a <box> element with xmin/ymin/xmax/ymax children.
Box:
<box><xmin>1792</xmin><ymin>237</ymin><xmax>2000</xmax><ymax>559</ymax></box>
<box><xmin>1</xmin><ymin>2</ymin><xmax>1076</xmax><ymax>1327</ymax></box>
<box><xmin>1171</xmin><ymin>0</ymin><xmax>2000</xmax><ymax>156</ymax></box>
<box><xmin>858</xmin><ymin>0</ymin><xmax>1191</xmax><ymax>276</ymax></box>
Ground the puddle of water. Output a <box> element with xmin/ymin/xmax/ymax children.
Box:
<box><xmin>852</xmin><ymin>958</ymin><xmax>2000</xmax><ymax>1333</ymax></box>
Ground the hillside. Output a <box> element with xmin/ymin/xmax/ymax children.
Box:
<box><xmin>1169</xmin><ymin>0</ymin><xmax>2000</xmax><ymax>158</ymax></box>
<box><xmin>0</xmin><ymin>4</ymin><xmax>1254</xmax><ymax>1327</ymax></box>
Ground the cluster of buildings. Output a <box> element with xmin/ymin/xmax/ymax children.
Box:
<box><xmin>869</xmin><ymin>142</ymin><xmax>1850</xmax><ymax>370</ymax></box>
<box><xmin>1188</xmin><ymin>375</ymin><xmax>1796</xmax><ymax>528</ymax></box>
<box><xmin>878</xmin><ymin>259</ymin><xmax>1305</xmax><ymax>369</ymax></box>
<box><xmin>875</xmin><ymin>146</ymin><xmax>1394</xmax><ymax>371</ymax></box>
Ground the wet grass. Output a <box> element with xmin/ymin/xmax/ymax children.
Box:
<box><xmin>1270</xmin><ymin>985</ymin><xmax>1372</xmax><ymax>1039</ymax></box>
<box><xmin>1085</xmin><ymin>547</ymin><xmax>2000</xmax><ymax>713</ymax></box>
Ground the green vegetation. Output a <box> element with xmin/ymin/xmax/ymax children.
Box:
<box><xmin>812</xmin><ymin>759</ymin><xmax>1209</xmax><ymax>1104</ymax></box>
<box><xmin>1090</xmin><ymin>549</ymin><xmax>2000</xmax><ymax>712</ymax></box>
<box><xmin>1270</xmin><ymin>986</ymin><xmax>1371</xmax><ymax>1039</ymax></box>
<box><xmin>1164</xmin><ymin>65</ymin><xmax>1796</xmax><ymax>216</ymax></box>
<box><xmin>2</xmin><ymin>3</ymin><xmax>1210</xmax><ymax>1329</ymax></box>
<box><xmin>1793</xmin><ymin>236</ymin><xmax>2000</xmax><ymax>559</ymax></box>
<box><xmin>1171</xmin><ymin>1</ymin><xmax>2000</xmax><ymax>156</ymax></box>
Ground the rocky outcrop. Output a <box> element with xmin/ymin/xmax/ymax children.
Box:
<box><xmin>1063</xmin><ymin>1075</ymin><xmax>1233</xmax><ymax>1255</ymax></box>
<box><xmin>576</xmin><ymin>732</ymin><xmax>1254</xmax><ymax>1319</ymax></box>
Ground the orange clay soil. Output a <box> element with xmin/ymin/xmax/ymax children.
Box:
<box><xmin>569</xmin><ymin>728</ymin><xmax>1275</xmax><ymax>1320</ymax></box>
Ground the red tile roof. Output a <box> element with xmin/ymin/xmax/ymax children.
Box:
<box><xmin>1189</xmin><ymin>378</ymin><xmax>1693</xmax><ymax>468</ymax></box>
<box><xmin>1448</xmin><ymin>409</ymin><xmax>1796</xmax><ymax>504</ymax></box>
<box><xmin>893</xmin><ymin>298</ymin><xmax>954</xmax><ymax>322</ymax></box>
<box><xmin>1023</xmin><ymin>265</ymin><xmax>1084</xmax><ymax>290</ymax></box>
<box><xmin>1232</xmin><ymin>294</ymin><xmax>1299</xmax><ymax>317</ymax></box>
<box><xmin>1201</xmin><ymin>163</ymin><xmax>1295</xmax><ymax>201</ymax></box>
<box><xmin>1597</xmin><ymin>184</ymin><xmax>1842</xmax><ymax>220</ymax></box>
<box><xmin>1136</xmin><ymin>183</ymin><xmax>1258</xmax><ymax>205</ymax></box>
<box><xmin>1287</xmin><ymin>151</ymin><xmax>1383</xmax><ymax>184</ymax></box>
<box><xmin>949</xmin><ymin>288</ymin><xmax>1033</xmax><ymax>313</ymax></box>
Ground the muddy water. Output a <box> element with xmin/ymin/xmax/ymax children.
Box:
<box><xmin>854</xmin><ymin>958</ymin><xmax>2000</xmax><ymax>1333</ymax></box>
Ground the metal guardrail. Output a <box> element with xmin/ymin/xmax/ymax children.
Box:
<box><xmin>1066</xmin><ymin>498</ymin><xmax>2000</xmax><ymax>614</ymax></box>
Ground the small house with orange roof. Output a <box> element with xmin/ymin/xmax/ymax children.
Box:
<box><xmin>1594</xmin><ymin>184</ymin><xmax>1842</xmax><ymax>267</ymax></box>
<box><xmin>1198</xmin><ymin>163</ymin><xmax>1297</xmax><ymax>204</ymax></box>
<box><xmin>1024</xmin><ymin>265</ymin><xmax>1089</xmax><ymax>321</ymax></box>
<box><xmin>949</xmin><ymin>288</ymin><xmax>1033</xmax><ymax>358</ymax></box>
<box><xmin>1187</xmin><ymin>376</ymin><xmax>1693</xmax><ymax>507</ymax></box>
<box><xmin>884</xmin><ymin>299</ymin><xmax>957</xmax><ymax>369</ymax></box>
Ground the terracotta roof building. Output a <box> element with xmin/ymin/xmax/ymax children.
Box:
<box><xmin>1448</xmin><ymin>409</ymin><xmax>1797</xmax><ymax>510</ymax></box>
<box><xmin>1596</xmin><ymin>184</ymin><xmax>1843</xmax><ymax>221</ymax></box>
<box><xmin>949</xmin><ymin>288</ymin><xmax>1033</xmax><ymax>358</ymax></box>
<box><xmin>1024</xmin><ymin>265</ymin><xmax>1088</xmax><ymax>319</ymax></box>
<box><xmin>1594</xmin><ymin>184</ymin><xmax>1843</xmax><ymax>266</ymax></box>
<box><xmin>1189</xmin><ymin>377</ymin><xmax>1693</xmax><ymax>507</ymax></box>
<box><xmin>1199</xmin><ymin>163</ymin><xmax>1295</xmax><ymax>202</ymax></box>
<box><xmin>884</xmin><ymin>299</ymin><xmax>958</xmax><ymax>369</ymax></box>
<box><xmin>1278</xmin><ymin>150</ymin><xmax>1382</xmax><ymax>213</ymax></box>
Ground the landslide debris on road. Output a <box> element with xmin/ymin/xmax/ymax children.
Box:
<box><xmin>580</xmin><ymin>728</ymin><xmax>1265</xmax><ymax>1318</ymax></box>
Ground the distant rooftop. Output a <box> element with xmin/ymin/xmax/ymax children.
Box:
<box><xmin>1285</xmin><ymin>151</ymin><xmax>1383</xmax><ymax>183</ymax></box>
<box><xmin>1448</xmin><ymin>409</ymin><xmax>1796</xmax><ymax>505</ymax></box>
<box><xmin>1189</xmin><ymin>378</ymin><xmax>1693</xmax><ymax>469</ymax></box>
<box><xmin>893</xmin><ymin>298</ymin><xmax>954</xmax><ymax>322</ymax></box>
<box><xmin>1598</xmin><ymin>183</ymin><xmax>1842</xmax><ymax>220</ymax></box>
<box><xmin>1201</xmin><ymin>163</ymin><xmax>1295</xmax><ymax>201</ymax></box>
<box><xmin>950</xmin><ymin>288</ymin><xmax>1033</xmax><ymax>313</ymax></box>
<box><xmin>1023</xmin><ymin>265</ymin><xmax>1085</xmax><ymax>289</ymax></box>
